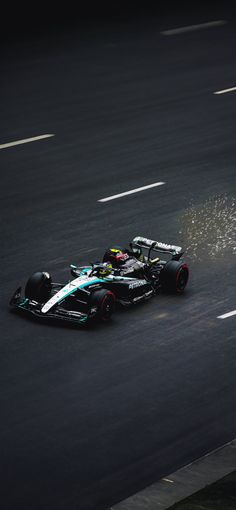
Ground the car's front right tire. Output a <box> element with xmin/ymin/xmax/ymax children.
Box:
<box><xmin>25</xmin><ymin>271</ymin><xmax>52</xmax><ymax>302</ymax></box>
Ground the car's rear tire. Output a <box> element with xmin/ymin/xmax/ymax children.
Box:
<box><xmin>162</xmin><ymin>261</ymin><xmax>189</xmax><ymax>293</ymax></box>
<box><xmin>25</xmin><ymin>271</ymin><xmax>52</xmax><ymax>302</ymax></box>
<box><xmin>89</xmin><ymin>289</ymin><xmax>115</xmax><ymax>321</ymax></box>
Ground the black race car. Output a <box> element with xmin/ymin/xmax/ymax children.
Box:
<box><xmin>9</xmin><ymin>236</ymin><xmax>189</xmax><ymax>326</ymax></box>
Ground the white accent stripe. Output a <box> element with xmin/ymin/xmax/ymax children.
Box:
<box><xmin>98</xmin><ymin>182</ymin><xmax>165</xmax><ymax>202</ymax></box>
<box><xmin>217</xmin><ymin>309</ymin><xmax>236</xmax><ymax>319</ymax></box>
<box><xmin>0</xmin><ymin>134</ymin><xmax>55</xmax><ymax>149</ymax></box>
<box><xmin>41</xmin><ymin>276</ymin><xmax>93</xmax><ymax>314</ymax></box>
<box><xmin>161</xmin><ymin>20</ymin><xmax>227</xmax><ymax>35</ymax></box>
<box><xmin>214</xmin><ymin>87</ymin><xmax>236</xmax><ymax>95</ymax></box>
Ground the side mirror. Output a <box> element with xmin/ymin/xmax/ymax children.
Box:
<box><xmin>70</xmin><ymin>264</ymin><xmax>80</xmax><ymax>277</ymax></box>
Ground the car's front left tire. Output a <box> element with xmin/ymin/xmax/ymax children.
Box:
<box><xmin>89</xmin><ymin>289</ymin><xmax>115</xmax><ymax>321</ymax></box>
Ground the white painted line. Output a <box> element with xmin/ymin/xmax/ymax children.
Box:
<box><xmin>98</xmin><ymin>182</ymin><xmax>165</xmax><ymax>202</ymax></box>
<box><xmin>217</xmin><ymin>309</ymin><xmax>236</xmax><ymax>319</ymax></box>
<box><xmin>0</xmin><ymin>134</ymin><xmax>55</xmax><ymax>150</ymax></box>
<box><xmin>162</xmin><ymin>478</ymin><xmax>174</xmax><ymax>483</ymax></box>
<box><xmin>161</xmin><ymin>20</ymin><xmax>227</xmax><ymax>36</ymax></box>
<box><xmin>214</xmin><ymin>87</ymin><xmax>236</xmax><ymax>95</ymax></box>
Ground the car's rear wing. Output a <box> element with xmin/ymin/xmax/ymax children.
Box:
<box><xmin>131</xmin><ymin>236</ymin><xmax>183</xmax><ymax>260</ymax></box>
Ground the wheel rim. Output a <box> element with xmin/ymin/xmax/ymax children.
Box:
<box><xmin>176</xmin><ymin>266</ymin><xmax>189</xmax><ymax>292</ymax></box>
<box><xmin>101</xmin><ymin>293</ymin><xmax>115</xmax><ymax>320</ymax></box>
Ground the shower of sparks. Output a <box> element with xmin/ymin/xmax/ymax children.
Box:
<box><xmin>179</xmin><ymin>194</ymin><xmax>236</xmax><ymax>260</ymax></box>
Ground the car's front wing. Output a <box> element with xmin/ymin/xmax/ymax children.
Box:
<box><xmin>9</xmin><ymin>287</ymin><xmax>90</xmax><ymax>326</ymax></box>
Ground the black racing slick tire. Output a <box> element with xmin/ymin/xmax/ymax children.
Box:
<box><xmin>89</xmin><ymin>289</ymin><xmax>115</xmax><ymax>321</ymax></box>
<box><xmin>25</xmin><ymin>271</ymin><xmax>52</xmax><ymax>302</ymax></box>
<box><xmin>162</xmin><ymin>261</ymin><xmax>189</xmax><ymax>294</ymax></box>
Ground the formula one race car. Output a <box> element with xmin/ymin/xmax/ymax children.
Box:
<box><xmin>9</xmin><ymin>236</ymin><xmax>189</xmax><ymax>326</ymax></box>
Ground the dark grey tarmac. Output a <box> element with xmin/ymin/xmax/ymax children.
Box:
<box><xmin>1</xmin><ymin>5</ymin><xmax>236</xmax><ymax>510</ymax></box>
<box><xmin>112</xmin><ymin>439</ymin><xmax>236</xmax><ymax>509</ymax></box>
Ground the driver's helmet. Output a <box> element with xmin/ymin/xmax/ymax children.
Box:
<box><xmin>103</xmin><ymin>247</ymin><xmax>129</xmax><ymax>266</ymax></box>
<box><xmin>93</xmin><ymin>262</ymin><xmax>113</xmax><ymax>278</ymax></box>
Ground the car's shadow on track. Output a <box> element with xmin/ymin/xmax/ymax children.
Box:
<box><xmin>8</xmin><ymin>305</ymin><xmax>119</xmax><ymax>333</ymax></box>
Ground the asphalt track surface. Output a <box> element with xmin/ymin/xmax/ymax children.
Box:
<box><xmin>1</xmin><ymin>5</ymin><xmax>236</xmax><ymax>510</ymax></box>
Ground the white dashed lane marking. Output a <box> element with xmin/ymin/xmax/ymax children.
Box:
<box><xmin>214</xmin><ymin>87</ymin><xmax>236</xmax><ymax>95</ymax></box>
<box><xmin>98</xmin><ymin>182</ymin><xmax>165</xmax><ymax>202</ymax></box>
<box><xmin>217</xmin><ymin>310</ymin><xmax>236</xmax><ymax>319</ymax></box>
<box><xmin>0</xmin><ymin>134</ymin><xmax>55</xmax><ymax>149</ymax></box>
<box><xmin>161</xmin><ymin>20</ymin><xmax>227</xmax><ymax>35</ymax></box>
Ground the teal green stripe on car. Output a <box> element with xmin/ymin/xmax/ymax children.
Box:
<box><xmin>79</xmin><ymin>279</ymin><xmax>104</xmax><ymax>289</ymax></box>
<box><xmin>19</xmin><ymin>298</ymin><xmax>29</xmax><ymax>307</ymax></box>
